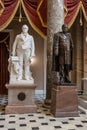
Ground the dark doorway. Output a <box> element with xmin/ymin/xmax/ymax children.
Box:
<box><xmin>0</xmin><ymin>32</ymin><xmax>9</xmax><ymax>94</ymax></box>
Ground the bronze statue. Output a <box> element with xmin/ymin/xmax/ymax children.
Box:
<box><xmin>52</xmin><ymin>24</ymin><xmax>74</xmax><ymax>84</ymax></box>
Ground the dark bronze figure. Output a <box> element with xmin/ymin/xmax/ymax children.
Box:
<box><xmin>52</xmin><ymin>24</ymin><xmax>74</xmax><ymax>84</ymax></box>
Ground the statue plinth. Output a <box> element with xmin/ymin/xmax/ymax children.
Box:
<box><xmin>51</xmin><ymin>84</ymin><xmax>78</xmax><ymax>117</ymax></box>
<box><xmin>10</xmin><ymin>79</ymin><xmax>34</xmax><ymax>84</ymax></box>
<box><xmin>5</xmin><ymin>83</ymin><xmax>37</xmax><ymax>114</ymax></box>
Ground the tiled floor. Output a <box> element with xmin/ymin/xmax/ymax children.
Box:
<box><xmin>0</xmin><ymin>95</ymin><xmax>87</xmax><ymax>130</ymax></box>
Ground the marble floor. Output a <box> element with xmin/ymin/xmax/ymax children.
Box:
<box><xmin>0</xmin><ymin>94</ymin><xmax>87</xmax><ymax>130</ymax></box>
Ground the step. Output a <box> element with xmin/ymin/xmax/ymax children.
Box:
<box><xmin>78</xmin><ymin>97</ymin><xmax>87</xmax><ymax>109</ymax></box>
<box><xmin>78</xmin><ymin>106</ymin><xmax>87</xmax><ymax>114</ymax></box>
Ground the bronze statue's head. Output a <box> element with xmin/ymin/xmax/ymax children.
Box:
<box><xmin>62</xmin><ymin>24</ymin><xmax>68</xmax><ymax>33</ymax></box>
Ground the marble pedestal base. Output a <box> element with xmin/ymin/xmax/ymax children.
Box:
<box><xmin>5</xmin><ymin>83</ymin><xmax>37</xmax><ymax>114</ymax></box>
<box><xmin>51</xmin><ymin>84</ymin><xmax>78</xmax><ymax>117</ymax></box>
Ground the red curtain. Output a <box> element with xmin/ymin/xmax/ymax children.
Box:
<box><xmin>64</xmin><ymin>0</ymin><xmax>80</xmax><ymax>28</ymax></box>
<box><xmin>0</xmin><ymin>0</ymin><xmax>47</xmax><ymax>39</ymax></box>
<box><xmin>1</xmin><ymin>0</ymin><xmax>87</xmax><ymax>38</ymax></box>
<box><xmin>64</xmin><ymin>0</ymin><xmax>87</xmax><ymax>28</ymax></box>
<box><xmin>37</xmin><ymin>0</ymin><xmax>47</xmax><ymax>27</ymax></box>
<box><xmin>0</xmin><ymin>0</ymin><xmax>19</xmax><ymax>31</ymax></box>
<box><xmin>82</xmin><ymin>0</ymin><xmax>87</xmax><ymax>17</ymax></box>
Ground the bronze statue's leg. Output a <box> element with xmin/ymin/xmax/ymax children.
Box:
<box><xmin>59</xmin><ymin>65</ymin><xmax>64</xmax><ymax>84</ymax></box>
<box><xmin>64</xmin><ymin>65</ymin><xmax>71</xmax><ymax>83</ymax></box>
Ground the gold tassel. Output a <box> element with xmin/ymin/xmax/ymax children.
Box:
<box><xmin>19</xmin><ymin>1</ymin><xmax>22</xmax><ymax>22</ymax></box>
<box><xmin>80</xmin><ymin>9</ymin><xmax>83</xmax><ymax>26</ymax></box>
<box><xmin>19</xmin><ymin>11</ymin><xmax>22</xmax><ymax>22</ymax></box>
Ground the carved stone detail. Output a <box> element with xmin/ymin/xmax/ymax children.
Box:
<box><xmin>17</xmin><ymin>92</ymin><xmax>26</xmax><ymax>101</ymax></box>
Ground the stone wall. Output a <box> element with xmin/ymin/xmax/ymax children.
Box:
<box><xmin>70</xmin><ymin>15</ymin><xmax>84</xmax><ymax>91</ymax></box>
<box><xmin>83</xmin><ymin>20</ymin><xmax>87</xmax><ymax>78</ymax></box>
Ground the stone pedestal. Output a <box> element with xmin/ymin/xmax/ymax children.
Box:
<box><xmin>5</xmin><ymin>83</ymin><xmax>37</xmax><ymax>114</ymax></box>
<box><xmin>51</xmin><ymin>84</ymin><xmax>78</xmax><ymax>117</ymax></box>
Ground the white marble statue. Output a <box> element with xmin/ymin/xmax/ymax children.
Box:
<box><xmin>10</xmin><ymin>24</ymin><xmax>35</xmax><ymax>82</ymax></box>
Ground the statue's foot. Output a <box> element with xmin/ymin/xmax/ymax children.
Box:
<box><xmin>17</xmin><ymin>77</ymin><xmax>22</xmax><ymax>80</ymax></box>
<box><xmin>25</xmin><ymin>77</ymin><xmax>29</xmax><ymax>80</ymax></box>
<box><xmin>25</xmin><ymin>76</ymin><xmax>33</xmax><ymax>80</ymax></box>
<box><xmin>64</xmin><ymin>77</ymin><xmax>71</xmax><ymax>83</ymax></box>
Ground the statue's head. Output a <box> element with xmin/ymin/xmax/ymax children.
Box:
<box><xmin>22</xmin><ymin>24</ymin><xmax>29</xmax><ymax>33</ymax></box>
<box><xmin>62</xmin><ymin>24</ymin><xmax>68</xmax><ymax>33</ymax></box>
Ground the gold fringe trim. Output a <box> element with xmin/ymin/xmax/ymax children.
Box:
<box><xmin>0</xmin><ymin>34</ymin><xmax>10</xmax><ymax>52</ymax></box>
<box><xmin>0</xmin><ymin>0</ymin><xmax>5</xmax><ymax>16</ymax></box>
<box><xmin>80</xmin><ymin>9</ymin><xmax>83</xmax><ymax>26</ymax></box>
<box><xmin>64</xmin><ymin>5</ymin><xmax>68</xmax><ymax>18</ymax></box>
<box><xmin>81</xmin><ymin>2</ymin><xmax>87</xmax><ymax>22</ymax></box>
<box><xmin>21</xmin><ymin>0</ymin><xmax>47</xmax><ymax>40</ymax></box>
<box><xmin>37</xmin><ymin>0</ymin><xmax>47</xmax><ymax>28</ymax></box>
<box><xmin>0</xmin><ymin>0</ymin><xmax>20</xmax><ymax>32</ymax></box>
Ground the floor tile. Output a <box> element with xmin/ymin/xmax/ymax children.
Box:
<box><xmin>0</xmin><ymin>94</ymin><xmax>87</xmax><ymax>130</ymax></box>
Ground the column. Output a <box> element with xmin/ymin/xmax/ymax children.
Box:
<box><xmin>45</xmin><ymin>0</ymin><xmax>64</xmax><ymax>103</ymax></box>
<box><xmin>82</xmin><ymin>20</ymin><xmax>87</xmax><ymax>98</ymax></box>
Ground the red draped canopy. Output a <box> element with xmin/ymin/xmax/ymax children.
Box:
<box><xmin>0</xmin><ymin>0</ymin><xmax>20</xmax><ymax>31</ymax></box>
<box><xmin>65</xmin><ymin>0</ymin><xmax>87</xmax><ymax>28</ymax></box>
<box><xmin>0</xmin><ymin>0</ymin><xmax>47</xmax><ymax>39</ymax></box>
<box><xmin>0</xmin><ymin>0</ymin><xmax>87</xmax><ymax>39</ymax></box>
